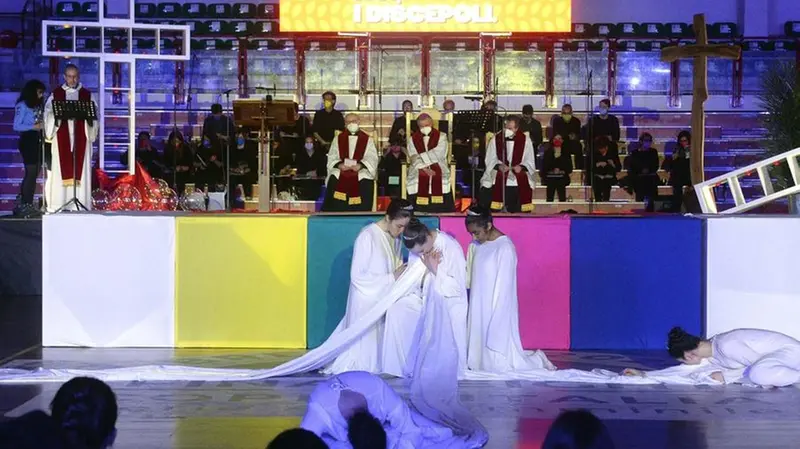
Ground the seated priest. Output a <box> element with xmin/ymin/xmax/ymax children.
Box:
<box><xmin>478</xmin><ymin>116</ymin><xmax>536</xmax><ymax>213</ymax></box>
<box><xmin>406</xmin><ymin>113</ymin><xmax>455</xmax><ymax>212</ymax></box>
<box><xmin>322</xmin><ymin>113</ymin><xmax>379</xmax><ymax>212</ymax></box>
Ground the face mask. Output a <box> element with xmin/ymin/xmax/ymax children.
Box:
<box><xmin>553</xmin><ymin>138</ymin><xmax>563</xmax><ymax>147</ymax></box>
<box><xmin>681</xmin><ymin>141</ymin><xmax>690</xmax><ymax>149</ymax></box>
<box><xmin>599</xmin><ymin>107</ymin><xmax>609</xmax><ymax>115</ymax></box>
<box><xmin>420</xmin><ymin>126</ymin><xmax>432</xmax><ymax>135</ymax></box>
<box><xmin>304</xmin><ymin>143</ymin><xmax>314</xmax><ymax>151</ymax></box>
<box><xmin>642</xmin><ymin>141</ymin><xmax>652</xmax><ymax>149</ymax></box>
<box><xmin>237</xmin><ymin>137</ymin><xmax>245</xmax><ymax>148</ymax></box>
<box><xmin>562</xmin><ymin>113</ymin><xmax>572</xmax><ymax>122</ymax></box>
<box><xmin>346</xmin><ymin>123</ymin><xmax>360</xmax><ymax>134</ymax></box>
<box><xmin>203</xmin><ymin>138</ymin><xmax>210</xmax><ymax>148</ymax></box>
<box><xmin>324</xmin><ymin>100</ymin><xmax>334</xmax><ymax>109</ymax></box>
<box><xmin>504</xmin><ymin>128</ymin><xmax>515</xmax><ymax>138</ymax></box>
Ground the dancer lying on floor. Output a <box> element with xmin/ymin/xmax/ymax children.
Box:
<box><xmin>300</xmin><ymin>371</ymin><xmax>487</xmax><ymax>449</ymax></box>
<box><xmin>464</xmin><ymin>205</ymin><xmax>555</xmax><ymax>374</ymax></box>
<box><xmin>623</xmin><ymin>327</ymin><xmax>800</xmax><ymax>388</ymax></box>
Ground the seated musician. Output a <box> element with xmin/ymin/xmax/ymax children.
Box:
<box><xmin>478</xmin><ymin>116</ymin><xmax>536</xmax><ymax>213</ymax></box>
<box><xmin>322</xmin><ymin>113</ymin><xmax>379</xmax><ymax>212</ymax></box>
<box><xmin>406</xmin><ymin>113</ymin><xmax>454</xmax><ymax>212</ymax></box>
<box><xmin>294</xmin><ymin>136</ymin><xmax>327</xmax><ymax>201</ymax></box>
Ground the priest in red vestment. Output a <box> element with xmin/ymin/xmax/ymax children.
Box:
<box><xmin>43</xmin><ymin>64</ymin><xmax>98</xmax><ymax>211</ymax></box>
<box><xmin>405</xmin><ymin>114</ymin><xmax>454</xmax><ymax>212</ymax></box>
<box><xmin>479</xmin><ymin>116</ymin><xmax>536</xmax><ymax>213</ymax></box>
<box><xmin>322</xmin><ymin>113</ymin><xmax>379</xmax><ymax>212</ymax></box>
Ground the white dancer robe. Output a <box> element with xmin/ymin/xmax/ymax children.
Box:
<box><xmin>466</xmin><ymin>236</ymin><xmax>555</xmax><ymax>374</ymax></box>
<box><xmin>43</xmin><ymin>83</ymin><xmax>98</xmax><ymax>212</ymax></box>
<box><xmin>707</xmin><ymin>328</ymin><xmax>800</xmax><ymax>387</ymax></box>
<box><xmin>383</xmin><ymin>231</ymin><xmax>469</xmax><ymax>377</ymax></box>
<box><xmin>322</xmin><ymin>223</ymin><xmax>403</xmax><ymax>375</ymax></box>
<box><xmin>300</xmin><ymin>371</ymin><xmax>485</xmax><ymax>449</ymax></box>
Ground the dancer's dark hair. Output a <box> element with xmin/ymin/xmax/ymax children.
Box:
<box><xmin>347</xmin><ymin>410</ymin><xmax>386</xmax><ymax>449</ymax></box>
<box><xmin>402</xmin><ymin>218</ymin><xmax>429</xmax><ymax>249</ymax></box>
<box><xmin>266</xmin><ymin>428</ymin><xmax>328</xmax><ymax>449</ymax></box>
<box><xmin>386</xmin><ymin>198</ymin><xmax>414</xmax><ymax>221</ymax></box>
<box><xmin>677</xmin><ymin>130</ymin><xmax>691</xmax><ymax>145</ymax></box>
<box><xmin>465</xmin><ymin>205</ymin><xmax>492</xmax><ymax>229</ymax></box>
<box><xmin>667</xmin><ymin>326</ymin><xmax>702</xmax><ymax>359</ymax></box>
<box><xmin>0</xmin><ymin>410</ymin><xmax>66</xmax><ymax>449</ymax></box>
<box><xmin>50</xmin><ymin>377</ymin><xmax>118</xmax><ymax>449</ymax></box>
<box><xmin>542</xmin><ymin>409</ymin><xmax>615</xmax><ymax>449</ymax></box>
<box><xmin>17</xmin><ymin>79</ymin><xmax>46</xmax><ymax>109</ymax></box>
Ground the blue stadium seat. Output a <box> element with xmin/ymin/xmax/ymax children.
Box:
<box><xmin>786</xmin><ymin>21</ymin><xmax>800</xmax><ymax>37</ymax></box>
<box><xmin>157</xmin><ymin>2</ymin><xmax>182</xmax><ymax>18</ymax></box>
<box><xmin>257</xmin><ymin>4</ymin><xmax>277</xmax><ymax>19</ymax></box>
<box><xmin>207</xmin><ymin>3</ymin><xmax>232</xmax><ymax>18</ymax></box>
<box><xmin>253</xmin><ymin>21</ymin><xmax>277</xmax><ymax>36</ymax></box>
<box><xmin>135</xmin><ymin>3</ymin><xmax>157</xmax><ymax>19</ymax></box>
<box><xmin>54</xmin><ymin>1</ymin><xmax>82</xmax><ymax>17</ymax></box>
<box><xmin>615</xmin><ymin>23</ymin><xmax>641</xmax><ymax>37</ymax></box>
<box><xmin>638</xmin><ymin>23</ymin><xmax>665</xmax><ymax>37</ymax></box>
<box><xmin>571</xmin><ymin>23</ymin><xmax>596</xmax><ymax>38</ymax></box>
<box><xmin>233</xmin><ymin>3</ymin><xmax>257</xmax><ymax>19</ymax></box>
<box><xmin>708</xmin><ymin>22</ymin><xmax>738</xmax><ymax>38</ymax></box>
<box><xmin>593</xmin><ymin>23</ymin><xmax>620</xmax><ymax>38</ymax></box>
<box><xmin>183</xmin><ymin>2</ymin><xmax>206</xmax><ymax>18</ymax></box>
<box><xmin>231</xmin><ymin>21</ymin><xmax>254</xmax><ymax>37</ymax></box>
<box><xmin>664</xmin><ymin>22</ymin><xmax>692</xmax><ymax>38</ymax></box>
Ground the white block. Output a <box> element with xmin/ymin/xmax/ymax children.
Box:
<box><xmin>43</xmin><ymin>214</ymin><xmax>176</xmax><ymax>347</ymax></box>
<box><xmin>706</xmin><ymin>217</ymin><xmax>800</xmax><ymax>340</ymax></box>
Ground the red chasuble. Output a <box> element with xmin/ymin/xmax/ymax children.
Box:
<box><xmin>334</xmin><ymin>131</ymin><xmax>370</xmax><ymax>205</ymax></box>
<box><xmin>410</xmin><ymin>129</ymin><xmax>444</xmax><ymax>205</ymax></box>
<box><xmin>492</xmin><ymin>132</ymin><xmax>533</xmax><ymax>212</ymax></box>
<box><xmin>52</xmin><ymin>86</ymin><xmax>92</xmax><ymax>186</ymax></box>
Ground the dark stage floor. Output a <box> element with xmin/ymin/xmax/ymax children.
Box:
<box><xmin>2</xmin><ymin>348</ymin><xmax>800</xmax><ymax>449</ymax></box>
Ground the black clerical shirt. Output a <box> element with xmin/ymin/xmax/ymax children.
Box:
<box><xmin>311</xmin><ymin>108</ymin><xmax>345</xmax><ymax>143</ymax></box>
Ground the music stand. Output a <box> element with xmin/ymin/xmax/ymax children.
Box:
<box><xmin>233</xmin><ymin>99</ymin><xmax>295</xmax><ymax>212</ymax></box>
<box><xmin>455</xmin><ymin>110</ymin><xmax>500</xmax><ymax>203</ymax></box>
<box><xmin>52</xmin><ymin>99</ymin><xmax>97</xmax><ymax>213</ymax></box>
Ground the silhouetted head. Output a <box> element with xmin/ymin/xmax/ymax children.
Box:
<box><xmin>482</xmin><ymin>100</ymin><xmax>497</xmax><ymax>111</ymax></box>
<box><xmin>667</xmin><ymin>327</ymin><xmax>705</xmax><ymax>364</ymax></box>
<box><xmin>595</xmin><ymin>136</ymin><xmax>610</xmax><ymax>155</ymax></box>
<box><xmin>402</xmin><ymin>218</ymin><xmax>434</xmax><ymax>254</ymax></box>
<box><xmin>211</xmin><ymin>103</ymin><xmax>223</xmax><ymax>115</ymax></box>
<box><xmin>522</xmin><ymin>104</ymin><xmax>534</xmax><ymax>118</ymax></box>
<box><xmin>383</xmin><ymin>198</ymin><xmax>414</xmax><ymax>238</ymax></box>
<box><xmin>677</xmin><ymin>130</ymin><xmax>691</xmax><ymax>149</ymax></box>
<box><xmin>401</xmin><ymin>100</ymin><xmax>413</xmax><ymax>113</ymax></box>
<box><xmin>542</xmin><ymin>409</ymin><xmax>615</xmax><ymax>449</ymax></box>
<box><xmin>267</xmin><ymin>428</ymin><xmax>328</xmax><ymax>449</ymax></box>
<box><xmin>639</xmin><ymin>132</ymin><xmax>654</xmax><ymax>150</ymax></box>
<box><xmin>18</xmin><ymin>79</ymin><xmax>46</xmax><ymax>108</ymax></box>
<box><xmin>50</xmin><ymin>377</ymin><xmax>118</xmax><ymax>449</ymax></box>
<box><xmin>347</xmin><ymin>411</ymin><xmax>386</xmax><ymax>449</ymax></box>
<box><xmin>465</xmin><ymin>205</ymin><xmax>494</xmax><ymax>244</ymax></box>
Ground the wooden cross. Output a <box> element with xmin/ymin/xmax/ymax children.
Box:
<box><xmin>661</xmin><ymin>14</ymin><xmax>741</xmax><ymax>185</ymax></box>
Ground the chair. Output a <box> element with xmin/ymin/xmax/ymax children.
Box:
<box><xmin>182</xmin><ymin>2</ymin><xmax>206</xmax><ymax>19</ymax></box>
<box><xmin>400</xmin><ymin>110</ymin><xmax>456</xmax><ymax>203</ymax></box>
<box><xmin>207</xmin><ymin>3</ymin><xmax>233</xmax><ymax>18</ymax></box>
<box><xmin>333</xmin><ymin>130</ymin><xmax>379</xmax><ymax>212</ymax></box>
<box><xmin>231</xmin><ymin>21</ymin><xmax>254</xmax><ymax>37</ymax></box>
<box><xmin>54</xmin><ymin>1</ymin><xmax>82</xmax><ymax>17</ymax></box>
<box><xmin>82</xmin><ymin>1</ymin><xmax>104</xmax><ymax>18</ymax></box>
<box><xmin>254</xmin><ymin>21</ymin><xmax>278</xmax><ymax>36</ymax></box>
<box><xmin>135</xmin><ymin>3</ymin><xmax>157</xmax><ymax>19</ymax></box>
<box><xmin>233</xmin><ymin>3</ymin><xmax>257</xmax><ymax>19</ymax></box>
<box><xmin>257</xmin><ymin>4</ymin><xmax>277</xmax><ymax>19</ymax></box>
<box><xmin>157</xmin><ymin>2</ymin><xmax>182</xmax><ymax>18</ymax></box>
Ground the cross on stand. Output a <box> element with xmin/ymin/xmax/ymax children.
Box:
<box><xmin>42</xmin><ymin>0</ymin><xmax>190</xmax><ymax>175</ymax></box>
<box><xmin>660</xmin><ymin>13</ymin><xmax>741</xmax><ymax>186</ymax></box>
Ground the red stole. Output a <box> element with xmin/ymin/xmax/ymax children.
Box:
<box><xmin>333</xmin><ymin>131</ymin><xmax>369</xmax><ymax>205</ymax></box>
<box><xmin>52</xmin><ymin>86</ymin><xmax>91</xmax><ymax>186</ymax></box>
<box><xmin>411</xmin><ymin>129</ymin><xmax>444</xmax><ymax>205</ymax></box>
<box><xmin>492</xmin><ymin>132</ymin><xmax>533</xmax><ymax>212</ymax></box>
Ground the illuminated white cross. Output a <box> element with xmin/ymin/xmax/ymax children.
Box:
<box><xmin>42</xmin><ymin>0</ymin><xmax>191</xmax><ymax>174</ymax></box>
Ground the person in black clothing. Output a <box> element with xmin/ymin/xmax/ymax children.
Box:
<box><xmin>585</xmin><ymin>98</ymin><xmax>621</xmax><ymax>160</ymax></box>
<box><xmin>229</xmin><ymin>127</ymin><xmax>258</xmax><ymax>203</ymax></box>
<box><xmin>12</xmin><ymin>79</ymin><xmax>45</xmax><ymax>217</ymax></box>
<box><xmin>201</xmin><ymin>103</ymin><xmax>235</xmax><ymax>151</ymax></box>
<box><xmin>120</xmin><ymin>131</ymin><xmax>165</xmax><ymax>178</ymax></box>
<box><xmin>378</xmin><ymin>145</ymin><xmax>406</xmax><ymax>198</ymax></box>
<box><xmin>539</xmin><ymin>134</ymin><xmax>573</xmax><ymax>202</ymax></box>
<box><xmin>294</xmin><ymin>136</ymin><xmax>327</xmax><ymax>200</ymax></box>
<box><xmin>662</xmin><ymin>130</ymin><xmax>693</xmax><ymax>212</ymax></box>
<box><xmin>519</xmin><ymin>104</ymin><xmax>543</xmax><ymax>156</ymax></box>
<box><xmin>196</xmin><ymin>133</ymin><xmax>226</xmax><ymax>191</ymax></box>
<box><xmin>279</xmin><ymin>102</ymin><xmax>312</xmax><ymax>156</ymax></box>
<box><xmin>589</xmin><ymin>136</ymin><xmax>618</xmax><ymax>202</ymax></box>
<box><xmin>312</xmin><ymin>91</ymin><xmax>345</xmax><ymax>151</ymax></box>
<box><xmin>388</xmin><ymin>100</ymin><xmax>418</xmax><ymax>147</ymax></box>
<box><xmin>628</xmin><ymin>132</ymin><xmax>661</xmax><ymax>212</ymax></box>
<box><xmin>164</xmin><ymin>130</ymin><xmax>194</xmax><ymax>195</ymax></box>
<box><xmin>551</xmin><ymin>103</ymin><xmax>583</xmax><ymax>170</ymax></box>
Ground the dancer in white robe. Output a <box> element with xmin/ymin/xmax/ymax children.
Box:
<box><xmin>623</xmin><ymin>327</ymin><xmax>800</xmax><ymax>388</ymax></box>
<box><xmin>322</xmin><ymin>199</ymin><xmax>415</xmax><ymax>375</ymax></box>
<box><xmin>300</xmin><ymin>371</ymin><xmax>486</xmax><ymax>449</ymax></box>
<box><xmin>464</xmin><ymin>206</ymin><xmax>555</xmax><ymax>374</ymax></box>
<box><xmin>43</xmin><ymin>64</ymin><xmax>98</xmax><ymax>212</ymax></box>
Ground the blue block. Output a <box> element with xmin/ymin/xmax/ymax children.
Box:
<box><xmin>570</xmin><ymin>217</ymin><xmax>704</xmax><ymax>350</ymax></box>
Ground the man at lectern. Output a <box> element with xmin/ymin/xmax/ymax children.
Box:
<box><xmin>321</xmin><ymin>114</ymin><xmax>379</xmax><ymax>212</ymax></box>
<box><xmin>43</xmin><ymin>64</ymin><xmax>98</xmax><ymax>212</ymax></box>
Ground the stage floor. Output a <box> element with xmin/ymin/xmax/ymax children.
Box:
<box><xmin>2</xmin><ymin>349</ymin><xmax>800</xmax><ymax>449</ymax></box>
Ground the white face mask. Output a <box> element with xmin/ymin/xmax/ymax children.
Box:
<box><xmin>504</xmin><ymin>128</ymin><xmax>515</xmax><ymax>138</ymax></box>
<box><xmin>420</xmin><ymin>126</ymin><xmax>432</xmax><ymax>135</ymax></box>
<box><xmin>304</xmin><ymin>143</ymin><xmax>314</xmax><ymax>151</ymax></box>
<box><xmin>346</xmin><ymin>123</ymin><xmax>360</xmax><ymax>134</ymax></box>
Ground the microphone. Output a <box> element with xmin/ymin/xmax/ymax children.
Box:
<box><xmin>222</xmin><ymin>88</ymin><xmax>235</xmax><ymax>94</ymax></box>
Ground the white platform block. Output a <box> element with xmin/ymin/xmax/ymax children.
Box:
<box><xmin>43</xmin><ymin>214</ymin><xmax>177</xmax><ymax>347</ymax></box>
<box><xmin>706</xmin><ymin>217</ymin><xmax>800</xmax><ymax>340</ymax></box>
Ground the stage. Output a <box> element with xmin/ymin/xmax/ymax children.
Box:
<box><xmin>30</xmin><ymin>212</ymin><xmax>800</xmax><ymax>350</ymax></box>
<box><xmin>1</xmin><ymin>346</ymin><xmax>800</xmax><ymax>449</ymax></box>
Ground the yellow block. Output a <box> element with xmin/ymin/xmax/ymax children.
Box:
<box><xmin>176</xmin><ymin>417</ymin><xmax>302</xmax><ymax>448</ymax></box>
<box><xmin>175</xmin><ymin>216</ymin><xmax>308</xmax><ymax>348</ymax></box>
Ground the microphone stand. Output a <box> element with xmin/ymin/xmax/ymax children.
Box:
<box><xmin>585</xmin><ymin>47</ymin><xmax>595</xmax><ymax>214</ymax></box>
<box><xmin>223</xmin><ymin>88</ymin><xmax>234</xmax><ymax>210</ymax></box>
<box><xmin>38</xmin><ymin>96</ymin><xmax>49</xmax><ymax>214</ymax></box>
